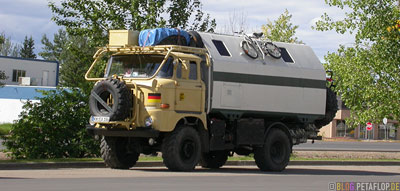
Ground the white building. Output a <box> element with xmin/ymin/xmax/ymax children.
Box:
<box><xmin>0</xmin><ymin>56</ymin><xmax>59</xmax><ymax>123</ymax></box>
<box><xmin>0</xmin><ymin>86</ymin><xmax>57</xmax><ymax>123</ymax></box>
<box><xmin>0</xmin><ymin>56</ymin><xmax>59</xmax><ymax>86</ymax></box>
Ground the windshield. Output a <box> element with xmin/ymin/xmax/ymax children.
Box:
<box><xmin>106</xmin><ymin>54</ymin><xmax>174</xmax><ymax>78</ymax></box>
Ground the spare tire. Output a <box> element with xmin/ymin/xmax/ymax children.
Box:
<box><xmin>315</xmin><ymin>88</ymin><xmax>338</xmax><ymax>129</ymax></box>
<box><xmin>89</xmin><ymin>78</ymin><xmax>132</xmax><ymax>121</ymax></box>
<box><xmin>188</xmin><ymin>31</ymin><xmax>204</xmax><ymax>48</ymax></box>
<box><xmin>157</xmin><ymin>35</ymin><xmax>188</xmax><ymax>46</ymax></box>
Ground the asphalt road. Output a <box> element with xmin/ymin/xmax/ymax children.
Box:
<box><xmin>293</xmin><ymin>140</ymin><xmax>400</xmax><ymax>152</ymax></box>
<box><xmin>1</xmin><ymin>165</ymin><xmax>399</xmax><ymax>191</ymax></box>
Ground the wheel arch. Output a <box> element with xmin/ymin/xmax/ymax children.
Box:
<box><xmin>175</xmin><ymin>116</ymin><xmax>209</xmax><ymax>153</ymax></box>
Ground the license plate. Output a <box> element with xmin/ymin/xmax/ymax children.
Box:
<box><xmin>91</xmin><ymin>116</ymin><xmax>110</xmax><ymax>123</ymax></box>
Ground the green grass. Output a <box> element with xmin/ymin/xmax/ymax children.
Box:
<box><xmin>0</xmin><ymin>158</ymin><xmax>103</xmax><ymax>163</ymax></box>
<box><xmin>0</xmin><ymin>123</ymin><xmax>12</xmax><ymax>136</ymax></box>
<box><xmin>138</xmin><ymin>156</ymin><xmax>162</xmax><ymax>161</ymax></box>
<box><xmin>1</xmin><ymin>156</ymin><xmax>399</xmax><ymax>163</ymax></box>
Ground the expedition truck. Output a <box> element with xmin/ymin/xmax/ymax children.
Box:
<box><xmin>86</xmin><ymin>28</ymin><xmax>337</xmax><ymax>171</ymax></box>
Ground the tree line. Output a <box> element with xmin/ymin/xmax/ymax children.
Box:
<box><xmin>0</xmin><ymin>34</ymin><xmax>37</xmax><ymax>59</ymax></box>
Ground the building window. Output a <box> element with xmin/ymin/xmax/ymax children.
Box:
<box><xmin>12</xmin><ymin>69</ymin><xmax>26</xmax><ymax>82</ymax></box>
<box><xmin>336</xmin><ymin>120</ymin><xmax>354</xmax><ymax>137</ymax></box>
<box><xmin>378</xmin><ymin>123</ymin><xmax>397</xmax><ymax>140</ymax></box>
<box><xmin>212</xmin><ymin>40</ymin><xmax>231</xmax><ymax>56</ymax></box>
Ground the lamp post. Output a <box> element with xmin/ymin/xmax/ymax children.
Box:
<box><xmin>383</xmin><ymin>118</ymin><xmax>388</xmax><ymax>140</ymax></box>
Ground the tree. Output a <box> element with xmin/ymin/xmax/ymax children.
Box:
<box><xmin>0</xmin><ymin>34</ymin><xmax>7</xmax><ymax>86</ymax></box>
<box><xmin>261</xmin><ymin>9</ymin><xmax>303</xmax><ymax>43</ymax></box>
<box><xmin>0</xmin><ymin>70</ymin><xmax>7</xmax><ymax>87</ymax></box>
<box><xmin>39</xmin><ymin>29</ymin><xmax>67</xmax><ymax>62</ymax></box>
<box><xmin>49</xmin><ymin>0</ymin><xmax>216</xmax><ymax>47</ymax></box>
<box><xmin>20</xmin><ymin>36</ymin><xmax>36</xmax><ymax>59</ymax></box>
<box><xmin>220</xmin><ymin>9</ymin><xmax>248</xmax><ymax>35</ymax></box>
<box><xmin>0</xmin><ymin>33</ymin><xmax>21</xmax><ymax>57</ymax></box>
<box><xmin>40</xmin><ymin>30</ymin><xmax>102</xmax><ymax>95</ymax></box>
<box><xmin>3</xmin><ymin>89</ymin><xmax>100</xmax><ymax>159</ymax></box>
<box><xmin>314</xmin><ymin>0</ymin><xmax>400</xmax><ymax>125</ymax></box>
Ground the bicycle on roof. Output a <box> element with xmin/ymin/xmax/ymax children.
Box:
<box><xmin>239</xmin><ymin>32</ymin><xmax>282</xmax><ymax>60</ymax></box>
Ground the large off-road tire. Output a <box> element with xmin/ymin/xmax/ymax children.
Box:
<box><xmin>162</xmin><ymin>126</ymin><xmax>201</xmax><ymax>171</ymax></box>
<box><xmin>199</xmin><ymin>150</ymin><xmax>229</xmax><ymax>169</ymax></box>
<box><xmin>101</xmin><ymin>136</ymin><xmax>139</xmax><ymax>169</ymax></box>
<box><xmin>89</xmin><ymin>78</ymin><xmax>131</xmax><ymax>121</ymax></box>
<box><xmin>314</xmin><ymin>88</ymin><xmax>338</xmax><ymax>129</ymax></box>
<box><xmin>254</xmin><ymin>128</ymin><xmax>291</xmax><ymax>171</ymax></box>
<box><xmin>188</xmin><ymin>31</ymin><xmax>204</xmax><ymax>48</ymax></box>
<box><xmin>158</xmin><ymin>35</ymin><xmax>188</xmax><ymax>46</ymax></box>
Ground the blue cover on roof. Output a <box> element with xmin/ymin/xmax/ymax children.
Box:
<box><xmin>139</xmin><ymin>28</ymin><xmax>190</xmax><ymax>46</ymax></box>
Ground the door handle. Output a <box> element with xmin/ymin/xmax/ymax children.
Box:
<box><xmin>195</xmin><ymin>85</ymin><xmax>202</xmax><ymax>88</ymax></box>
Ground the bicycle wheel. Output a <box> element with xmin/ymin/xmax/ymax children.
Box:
<box><xmin>241</xmin><ymin>40</ymin><xmax>258</xmax><ymax>59</ymax></box>
<box><xmin>265</xmin><ymin>42</ymin><xmax>282</xmax><ymax>59</ymax></box>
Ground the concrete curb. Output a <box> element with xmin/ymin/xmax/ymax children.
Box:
<box><xmin>293</xmin><ymin>149</ymin><xmax>400</xmax><ymax>152</ymax></box>
<box><xmin>1</xmin><ymin>160</ymin><xmax>400</xmax><ymax>170</ymax></box>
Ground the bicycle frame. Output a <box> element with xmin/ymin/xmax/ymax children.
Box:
<box><xmin>243</xmin><ymin>34</ymin><xmax>265</xmax><ymax>60</ymax></box>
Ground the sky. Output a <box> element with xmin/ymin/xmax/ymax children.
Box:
<box><xmin>0</xmin><ymin>0</ymin><xmax>355</xmax><ymax>62</ymax></box>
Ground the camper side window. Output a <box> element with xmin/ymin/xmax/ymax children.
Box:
<box><xmin>212</xmin><ymin>40</ymin><xmax>231</xmax><ymax>57</ymax></box>
<box><xmin>280</xmin><ymin>48</ymin><xmax>294</xmax><ymax>63</ymax></box>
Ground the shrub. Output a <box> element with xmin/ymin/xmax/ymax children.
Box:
<box><xmin>3</xmin><ymin>88</ymin><xmax>99</xmax><ymax>159</ymax></box>
<box><xmin>0</xmin><ymin>123</ymin><xmax>12</xmax><ymax>136</ymax></box>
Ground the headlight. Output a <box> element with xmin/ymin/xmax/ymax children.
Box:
<box><xmin>145</xmin><ymin>116</ymin><xmax>153</xmax><ymax>127</ymax></box>
<box><xmin>89</xmin><ymin>116</ymin><xmax>95</xmax><ymax>125</ymax></box>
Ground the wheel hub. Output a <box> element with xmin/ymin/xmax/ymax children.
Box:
<box><xmin>270</xmin><ymin>141</ymin><xmax>284</xmax><ymax>163</ymax></box>
<box><xmin>181</xmin><ymin>140</ymin><xmax>195</xmax><ymax>160</ymax></box>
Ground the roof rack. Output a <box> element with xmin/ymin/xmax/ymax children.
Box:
<box><xmin>94</xmin><ymin>45</ymin><xmax>208</xmax><ymax>58</ymax></box>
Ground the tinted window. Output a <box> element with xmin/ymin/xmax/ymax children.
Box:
<box><xmin>107</xmin><ymin>54</ymin><xmax>167</xmax><ymax>78</ymax></box>
<box><xmin>12</xmin><ymin>69</ymin><xmax>26</xmax><ymax>82</ymax></box>
<box><xmin>212</xmin><ymin>40</ymin><xmax>231</xmax><ymax>56</ymax></box>
<box><xmin>189</xmin><ymin>62</ymin><xmax>197</xmax><ymax>80</ymax></box>
<box><xmin>280</xmin><ymin>48</ymin><xmax>294</xmax><ymax>63</ymax></box>
<box><xmin>176</xmin><ymin>62</ymin><xmax>182</xmax><ymax>79</ymax></box>
<box><xmin>157</xmin><ymin>57</ymin><xmax>174</xmax><ymax>78</ymax></box>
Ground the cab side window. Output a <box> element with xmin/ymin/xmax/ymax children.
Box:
<box><xmin>176</xmin><ymin>61</ymin><xmax>182</xmax><ymax>79</ymax></box>
<box><xmin>175</xmin><ymin>60</ymin><xmax>197</xmax><ymax>80</ymax></box>
<box><xmin>157</xmin><ymin>57</ymin><xmax>174</xmax><ymax>78</ymax></box>
<box><xmin>189</xmin><ymin>61</ymin><xmax>197</xmax><ymax>80</ymax></box>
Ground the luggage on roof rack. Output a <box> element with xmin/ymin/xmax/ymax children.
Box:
<box><xmin>139</xmin><ymin>28</ymin><xmax>190</xmax><ymax>47</ymax></box>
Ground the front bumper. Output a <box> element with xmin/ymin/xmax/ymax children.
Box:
<box><xmin>86</xmin><ymin>125</ymin><xmax>160</xmax><ymax>138</ymax></box>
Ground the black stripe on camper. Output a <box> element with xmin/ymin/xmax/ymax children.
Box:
<box><xmin>213</xmin><ymin>72</ymin><xmax>325</xmax><ymax>89</ymax></box>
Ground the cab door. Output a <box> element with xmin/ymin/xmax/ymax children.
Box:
<box><xmin>174</xmin><ymin>59</ymin><xmax>203</xmax><ymax>113</ymax></box>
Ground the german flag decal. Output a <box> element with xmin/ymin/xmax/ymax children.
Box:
<box><xmin>148</xmin><ymin>93</ymin><xmax>161</xmax><ymax>103</ymax></box>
